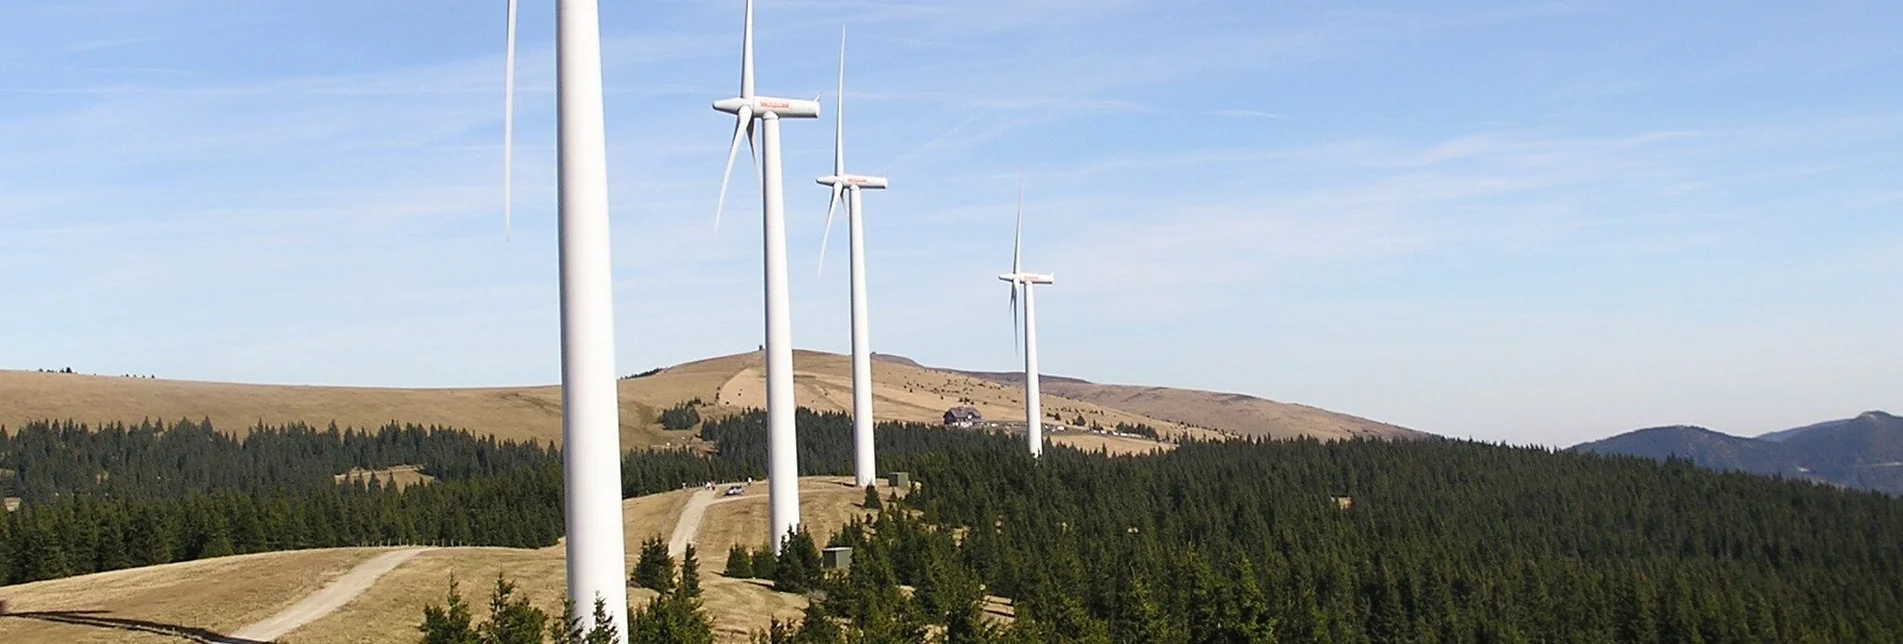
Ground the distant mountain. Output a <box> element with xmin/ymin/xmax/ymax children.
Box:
<box><xmin>873</xmin><ymin>354</ymin><xmax>1428</xmax><ymax>441</ymax></box>
<box><xmin>1570</xmin><ymin>426</ymin><xmax>1803</xmax><ymax>477</ymax></box>
<box><xmin>1755</xmin><ymin>418</ymin><xmax>1851</xmax><ymax>443</ymax></box>
<box><xmin>1570</xmin><ymin>411</ymin><xmax>1903</xmax><ymax>494</ymax></box>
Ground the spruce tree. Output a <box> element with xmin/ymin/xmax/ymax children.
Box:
<box><xmin>678</xmin><ymin>544</ymin><xmax>702</xmax><ymax>599</ymax></box>
<box><xmin>774</xmin><ymin>528</ymin><xmax>823</xmax><ymax>593</ymax></box>
<box><xmin>862</xmin><ymin>485</ymin><xmax>882</xmax><ymax>510</ymax></box>
<box><xmin>725</xmin><ymin>544</ymin><xmax>754</xmax><ymax>579</ymax></box>
<box><xmin>631</xmin><ymin>537</ymin><xmax>674</xmax><ymax>593</ymax></box>
<box><xmin>418</xmin><ymin>577</ymin><xmax>479</xmax><ymax>644</ymax></box>
<box><xmin>478</xmin><ymin>573</ymin><xmax>548</xmax><ymax>644</ymax></box>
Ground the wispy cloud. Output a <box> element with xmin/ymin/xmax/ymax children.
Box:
<box><xmin>1</xmin><ymin>0</ymin><xmax>1898</xmax><ymax>444</ymax></box>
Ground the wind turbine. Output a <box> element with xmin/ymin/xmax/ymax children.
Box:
<box><xmin>816</xmin><ymin>28</ymin><xmax>887</xmax><ymax>489</ymax></box>
<box><xmin>999</xmin><ymin>184</ymin><xmax>1055</xmax><ymax>457</ymax></box>
<box><xmin>501</xmin><ymin>0</ymin><xmax>628</xmax><ymax>635</ymax></box>
<box><xmin>711</xmin><ymin>0</ymin><xmax>820</xmax><ymax>555</ymax></box>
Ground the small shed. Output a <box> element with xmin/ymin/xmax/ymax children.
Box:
<box><xmin>822</xmin><ymin>546</ymin><xmax>853</xmax><ymax>571</ymax></box>
<box><xmin>886</xmin><ymin>472</ymin><xmax>911</xmax><ymax>490</ymax></box>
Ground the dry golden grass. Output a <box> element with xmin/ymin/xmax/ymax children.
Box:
<box><xmin>0</xmin><ymin>548</ymin><xmax>380</xmax><ymax>643</ymax></box>
<box><xmin>1</xmin><ymin>349</ymin><xmax>1232</xmax><ymax>449</ymax></box>
<box><xmin>0</xmin><ymin>476</ymin><xmax>928</xmax><ymax>644</ymax></box>
<box><xmin>693</xmin><ymin>476</ymin><xmax>894</xmax><ymax>562</ymax></box>
<box><xmin>1049</xmin><ymin>431</ymin><xmax>1176</xmax><ymax>456</ymax></box>
<box><xmin>284</xmin><ymin>476</ymin><xmax>885</xmax><ymax>644</ymax></box>
<box><xmin>1034</xmin><ymin>379</ymin><xmax>1426</xmax><ymax>441</ymax></box>
<box><xmin>714</xmin><ymin>351</ymin><xmax>1216</xmax><ymax>441</ymax></box>
<box><xmin>334</xmin><ymin>464</ymin><xmax>435</xmax><ymax>489</ymax></box>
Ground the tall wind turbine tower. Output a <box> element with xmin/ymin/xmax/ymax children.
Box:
<box><xmin>502</xmin><ymin>0</ymin><xmax>628</xmax><ymax>634</ymax></box>
<box><xmin>712</xmin><ymin>0</ymin><xmax>820</xmax><ymax>554</ymax></box>
<box><xmin>816</xmin><ymin>29</ymin><xmax>887</xmax><ymax>489</ymax></box>
<box><xmin>1000</xmin><ymin>186</ymin><xmax>1055</xmax><ymax>457</ymax></box>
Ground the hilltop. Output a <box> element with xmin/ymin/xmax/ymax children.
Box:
<box><xmin>1570</xmin><ymin>411</ymin><xmax>1903</xmax><ymax>494</ymax></box>
<box><xmin>874</xmin><ymin>353</ymin><xmax>1425</xmax><ymax>441</ymax></box>
<box><xmin>0</xmin><ymin>349</ymin><xmax>1419</xmax><ymax>445</ymax></box>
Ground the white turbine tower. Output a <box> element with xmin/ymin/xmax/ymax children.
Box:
<box><xmin>711</xmin><ymin>0</ymin><xmax>820</xmax><ymax>555</ymax></box>
<box><xmin>1000</xmin><ymin>185</ymin><xmax>1055</xmax><ymax>457</ymax></box>
<box><xmin>502</xmin><ymin>0</ymin><xmax>628</xmax><ymax>634</ymax></box>
<box><xmin>816</xmin><ymin>29</ymin><xmax>887</xmax><ymax>489</ymax></box>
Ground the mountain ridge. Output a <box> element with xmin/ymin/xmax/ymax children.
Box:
<box><xmin>872</xmin><ymin>353</ymin><xmax>1428</xmax><ymax>441</ymax></box>
<box><xmin>1</xmin><ymin>349</ymin><xmax>1421</xmax><ymax>445</ymax></box>
<box><xmin>1569</xmin><ymin>411</ymin><xmax>1903</xmax><ymax>494</ymax></box>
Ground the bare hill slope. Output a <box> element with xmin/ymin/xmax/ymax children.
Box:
<box><xmin>876</xmin><ymin>355</ymin><xmax>1425</xmax><ymax>441</ymax></box>
<box><xmin>0</xmin><ymin>476</ymin><xmax>889</xmax><ymax>644</ymax></box>
<box><xmin>0</xmin><ymin>350</ymin><xmax>1216</xmax><ymax>443</ymax></box>
<box><xmin>2</xmin><ymin>349</ymin><xmax>1409</xmax><ymax>444</ymax></box>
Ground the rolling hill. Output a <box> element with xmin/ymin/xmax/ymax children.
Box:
<box><xmin>0</xmin><ymin>476</ymin><xmax>882</xmax><ymax>643</ymax></box>
<box><xmin>0</xmin><ymin>349</ymin><xmax>1417</xmax><ymax>445</ymax></box>
<box><xmin>873</xmin><ymin>354</ymin><xmax>1426</xmax><ymax>441</ymax></box>
<box><xmin>1569</xmin><ymin>411</ymin><xmax>1903</xmax><ymax>494</ymax></box>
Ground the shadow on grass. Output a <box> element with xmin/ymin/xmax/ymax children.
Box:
<box><xmin>0</xmin><ymin>609</ymin><xmax>266</xmax><ymax>644</ymax></box>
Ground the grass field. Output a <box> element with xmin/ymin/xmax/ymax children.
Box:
<box><xmin>0</xmin><ymin>349</ymin><xmax>1235</xmax><ymax>448</ymax></box>
<box><xmin>0</xmin><ymin>548</ymin><xmax>382</xmax><ymax>643</ymax></box>
<box><xmin>0</xmin><ymin>476</ymin><xmax>903</xmax><ymax>644</ymax></box>
<box><xmin>334</xmin><ymin>464</ymin><xmax>435</xmax><ymax>489</ymax></box>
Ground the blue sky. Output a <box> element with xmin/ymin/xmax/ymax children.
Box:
<box><xmin>2</xmin><ymin>0</ymin><xmax>1897</xmax><ymax>446</ymax></box>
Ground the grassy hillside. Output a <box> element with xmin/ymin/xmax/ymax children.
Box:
<box><xmin>0</xmin><ymin>349</ymin><xmax>1225</xmax><ymax>447</ymax></box>
<box><xmin>8</xmin><ymin>413</ymin><xmax>1903</xmax><ymax>641</ymax></box>
<box><xmin>875</xmin><ymin>354</ymin><xmax>1424</xmax><ymax>441</ymax></box>
<box><xmin>0</xmin><ymin>477</ymin><xmax>882</xmax><ymax>643</ymax></box>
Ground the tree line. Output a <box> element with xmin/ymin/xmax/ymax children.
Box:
<box><xmin>12</xmin><ymin>408</ymin><xmax>1903</xmax><ymax>641</ymax></box>
<box><xmin>478</xmin><ymin>413</ymin><xmax>1903</xmax><ymax>642</ymax></box>
<box><xmin>0</xmin><ymin>418</ymin><xmax>558</xmax><ymax>504</ymax></box>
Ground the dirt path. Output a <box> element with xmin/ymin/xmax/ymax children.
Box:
<box><xmin>669</xmin><ymin>486</ymin><xmax>766</xmax><ymax>557</ymax></box>
<box><xmin>227</xmin><ymin>547</ymin><xmax>432</xmax><ymax>642</ymax></box>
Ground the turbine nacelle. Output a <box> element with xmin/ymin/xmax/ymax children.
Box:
<box><xmin>999</xmin><ymin>272</ymin><xmax>1055</xmax><ymax>285</ymax></box>
<box><xmin>816</xmin><ymin>174</ymin><xmax>888</xmax><ymax>190</ymax></box>
<box><xmin>714</xmin><ymin>96</ymin><xmax>821</xmax><ymax>119</ymax></box>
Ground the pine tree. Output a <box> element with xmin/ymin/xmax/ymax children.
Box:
<box><xmin>678</xmin><ymin>544</ymin><xmax>703</xmax><ymax>599</ymax></box>
<box><xmin>582</xmin><ymin>597</ymin><xmax>620</xmax><ymax>644</ymax></box>
<box><xmin>789</xmin><ymin>601</ymin><xmax>842</xmax><ymax>643</ymax></box>
<box><xmin>725</xmin><ymin>544</ymin><xmax>754</xmax><ymax>579</ymax></box>
<box><xmin>631</xmin><ymin>537</ymin><xmax>674</xmax><ymax>593</ymax></box>
<box><xmin>863</xmin><ymin>484</ymin><xmax>882</xmax><ymax>510</ymax></box>
<box><xmin>1228</xmin><ymin>556</ymin><xmax>1277</xmax><ymax>643</ymax></box>
<box><xmin>418</xmin><ymin>577</ymin><xmax>479</xmax><ymax>644</ymax></box>
<box><xmin>775</xmin><ymin>529</ymin><xmax>823</xmax><ymax>593</ymax></box>
<box><xmin>1112</xmin><ymin>576</ymin><xmax>1174</xmax><ymax>643</ymax></box>
<box><xmin>478</xmin><ymin>573</ymin><xmax>548</xmax><ymax>644</ymax></box>
<box><xmin>752</xmin><ymin>546</ymin><xmax>777</xmax><ymax>580</ymax></box>
<box><xmin>549</xmin><ymin>599</ymin><xmax>583</xmax><ymax>644</ymax></box>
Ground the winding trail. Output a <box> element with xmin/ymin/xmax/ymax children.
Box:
<box><xmin>669</xmin><ymin>485</ymin><xmax>766</xmax><ymax>557</ymax></box>
<box><xmin>226</xmin><ymin>547</ymin><xmax>432</xmax><ymax>642</ymax></box>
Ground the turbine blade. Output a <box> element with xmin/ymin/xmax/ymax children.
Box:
<box><xmin>1012</xmin><ymin>179</ymin><xmax>1024</xmax><ymax>275</ymax></box>
<box><xmin>748</xmin><ymin>123</ymin><xmax>761</xmax><ymax>185</ymax></box>
<box><xmin>715</xmin><ymin>106</ymin><xmax>753</xmax><ymax>234</ymax></box>
<box><xmin>502</xmin><ymin>0</ymin><xmax>518</xmax><ymax>241</ymax></box>
<box><xmin>1010</xmin><ymin>283</ymin><xmax>1021</xmax><ymax>355</ymax></box>
<box><xmin>818</xmin><ymin>186</ymin><xmax>842</xmax><ymax>278</ymax></box>
<box><xmin>741</xmin><ymin>0</ymin><xmax>755</xmax><ymax>99</ymax></box>
<box><xmin>834</xmin><ymin>26</ymin><xmax>846</xmax><ymax>177</ymax></box>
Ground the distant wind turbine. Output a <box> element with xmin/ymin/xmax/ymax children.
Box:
<box><xmin>501</xmin><ymin>0</ymin><xmax>629</xmax><ymax>635</ymax></box>
<box><xmin>711</xmin><ymin>0</ymin><xmax>821</xmax><ymax>554</ymax></box>
<box><xmin>999</xmin><ymin>183</ymin><xmax>1055</xmax><ymax>457</ymax></box>
<box><xmin>815</xmin><ymin>28</ymin><xmax>888</xmax><ymax>489</ymax></box>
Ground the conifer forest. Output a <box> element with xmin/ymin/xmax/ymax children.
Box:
<box><xmin>6</xmin><ymin>411</ymin><xmax>1903</xmax><ymax>642</ymax></box>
